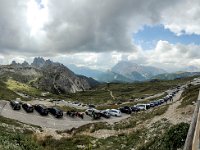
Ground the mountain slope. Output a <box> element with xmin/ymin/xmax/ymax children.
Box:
<box><xmin>97</xmin><ymin>71</ymin><xmax>133</xmax><ymax>83</ymax></box>
<box><xmin>0</xmin><ymin>57</ymin><xmax>99</xmax><ymax>94</ymax></box>
<box><xmin>67</xmin><ymin>64</ymin><xmax>104</xmax><ymax>80</ymax></box>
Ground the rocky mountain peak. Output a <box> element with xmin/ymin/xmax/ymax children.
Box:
<box><xmin>21</xmin><ymin>61</ymin><xmax>29</xmax><ymax>67</ymax></box>
<box><xmin>31</xmin><ymin>57</ymin><xmax>46</xmax><ymax>68</ymax></box>
<box><xmin>112</xmin><ymin>60</ymin><xmax>167</xmax><ymax>80</ymax></box>
<box><xmin>11</xmin><ymin>60</ymin><xmax>17</xmax><ymax>65</ymax></box>
<box><xmin>2</xmin><ymin>57</ymin><xmax>99</xmax><ymax>94</ymax></box>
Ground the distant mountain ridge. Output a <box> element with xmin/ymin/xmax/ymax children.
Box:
<box><xmin>151</xmin><ymin>72</ymin><xmax>200</xmax><ymax>80</ymax></box>
<box><xmin>67</xmin><ymin>64</ymin><xmax>104</xmax><ymax>80</ymax></box>
<box><xmin>112</xmin><ymin>61</ymin><xmax>167</xmax><ymax>80</ymax></box>
<box><xmin>7</xmin><ymin>58</ymin><xmax>198</xmax><ymax>88</ymax></box>
<box><xmin>183</xmin><ymin>65</ymin><xmax>200</xmax><ymax>72</ymax></box>
<box><xmin>67</xmin><ymin>61</ymin><xmax>200</xmax><ymax>83</ymax></box>
<box><xmin>97</xmin><ymin>70</ymin><xmax>133</xmax><ymax>83</ymax></box>
<box><xmin>68</xmin><ymin>60</ymin><xmax>168</xmax><ymax>83</ymax></box>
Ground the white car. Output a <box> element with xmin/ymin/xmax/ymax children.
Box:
<box><xmin>85</xmin><ymin>108</ymin><xmax>100</xmax><ymax>116</ymax></box>
<box><xmin>135</xmin><ymin>104</ymin><xmax>147</xmax><ymax>110</ymax></box>
<box><xmin>108</xmin><ymin>109</ymin><xmax>121</xmax><ymax>117</ymax></box>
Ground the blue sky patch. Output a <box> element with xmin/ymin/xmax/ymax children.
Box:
<box><xmin>133</xmin><ymin>25</ymin><xmax>200</xmax><ymax>50</ymax></box>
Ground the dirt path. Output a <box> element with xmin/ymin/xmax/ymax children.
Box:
<box><xmin>147</xmin><ymin>91</ymin><xmax>194</xmax><ymax>127</ymax></box>
<box><xmin>108</xmin><ymin>90</ymin><xmax>115</xmax><ymax>100</ymax></box>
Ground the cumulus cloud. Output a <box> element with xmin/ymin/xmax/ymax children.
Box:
<box><xmin>0</xmin><ymin>0</ymin><xmax>200</xmax><ymax>72</ymax></box>
<box><xmin>51</xmin><ymin>40</ymin><xmax>200</xmax><ymax>72</ymax></box>
<box><xmin>162</xmin><ymin>0</ymin><xmax>200</xmax><ymax>35</ymax></box>
<box><xmin>136</xmin><ymin>41</ymin><xmax>200</xmax><ymax>71</ymax></box>
<box><xmin>44</xmin><ymin>0</ymin><xmax>175</xmax><ymax>53</ymax></box>
<box><xmin>0</xmin><ymin>0</ymin><xmax>181</xmax><ymax>56</ymax></box>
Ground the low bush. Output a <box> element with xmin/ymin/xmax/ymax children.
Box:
<box><xmin>139</xmin><ymin>122</ymin><xmax>189</xmax><ymax>150</ymax></box>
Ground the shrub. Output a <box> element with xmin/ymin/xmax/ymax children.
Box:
<box><xmin>139</xmin><ymin>122</ymin><xmax>189</xmax><ymax>150</ymax></box>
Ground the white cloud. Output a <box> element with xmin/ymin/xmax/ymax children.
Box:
<box><xmin>162</xmin><ymin>0</ymin><xmax>200</xmax><ymax>35</ymax></box>
<box><xmin>140</xmin><ymin>41</ymin><xmax>200</xmax><ymax>71</ymax></box>
<box><xmin>7</xmin><ymin>40</ymin><xmax>200</xmax><ymax>72</ymax></box>
<box><xmin>0</xmin><ymin>0</ymin><xmax>200</xmax><ymax>72</ymax></box>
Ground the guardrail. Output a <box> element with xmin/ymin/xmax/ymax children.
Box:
<box><xmin>184</xmin><ymin>90</ymin><xmax>200</xmax><ymax>150</ymax></box>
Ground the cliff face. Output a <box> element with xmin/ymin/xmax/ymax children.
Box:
<box><xmin>0</xmin><ymin>57</ymin><xmax>99</xmax><ymax>94</ymax></box>
<box><xmin>35</xmin><ymin>62</ymin><xmax>94</xmax><ymax>93</ymax></box>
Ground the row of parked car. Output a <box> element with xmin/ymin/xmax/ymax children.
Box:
<box><xmin>84</xmin><ymin>88</ymin><xmax>180</xmax><ymax>120</ymax></box>
<box><xmin>85</xmin><ymin>108</ymin><xmax>122</xmax><ymax>119</ymax></box>
<box><xmin>9</xmin><ymin>87</ymin><xmax>180</xmax><ymax>120</ymax></box>
<box><xmin>10</xmin><ymin>101</ymin><xmax>64</xmax><ymax>118</ymax></box>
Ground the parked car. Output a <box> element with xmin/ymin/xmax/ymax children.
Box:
<box><xmin>100</xmin><ymin>110</ymin><xmax>111</xmax><ymax>118</ymax></box>
<box><xmin>48</xmin><ymin>107</ymin><xmax>63</xmax><ymax>118</ymax></box>
<box><xmin>146</xmin><ymin>104</ymin><xmax>151</xmax><ymax>109</ymax></box>
<box><xmin>10</xmin><ymin>100</ymin><xmax>21</xmax><ymax>110</ymax></box>
<box><xmin>85</xmin><ymin>108</ymin><xmax>101</xmax><ymax>119</ymax></box>
<box><xmin>170</xmin><ymin>92</ymin><xmax>175</xmax><ymax>96</ymax></box>
<box><xmin>88</xmin><ymin>104</ymin><xmax>96</xmax><ymax>108</ymax></box>
<box><xmin>22</xmin><ymin>103</ymin><xmax>34</xmax><ymax>112</ymax></box>
<box><xmin>130</xmin><ymin>106</ymin><xmax>140</xmax><ymax>112</ymax></box>
<box><xmin>108</xmin><ymin>109</ymin><xmax>121</xmax><ymax>117</ymax></box>
<box><xmin>34</xmin><ymin>104</ymin><xmax>48</xmax><ymax>116</ymax></box>
<box><xmin>151</xmin><ymin>101</ymin><xmax>158</xmax><ymax>106</ymax></box>
<box><xmin>159</xmin><ymin>99</ymin><xmax>165</xmax><ymax>104</ymax></box>
<box><xmin>119</xmin><ymin>106</ymin><xmax>132</xmax><ymax>114</ymax></box>
<box><xmin>150</xmin><ymin>102</ymin><xmax>156</xmax><ymax>107</ymax></box>
<box><xmin>66</xmin><ymin>110</ymin><xmax>77</xmax><ymax>118</ymax></box>
<box><xmin>135</xmin><ymin>104</ymin><xmax>147</xmax><ymax>110</ymax></box>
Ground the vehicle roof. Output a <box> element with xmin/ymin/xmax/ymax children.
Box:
<box><xmin>52</xmin><ymin>107</ymin><xmax>61</xmax><ymax>111</ymax></box>
<box><xmin>110</xmin><ymin>109</ymin><xmax>120</xmax><ymax>111</ymax></box>
<box><xmin>26</xmin><ymin>103</ymin><xmax>32</xmax><ymax>106</ymax></box>
<box><xmin>87</xmin><ymin>108</ymin><xmax>99</xmax><ymax>112</ymax></box>
<box><xmin>136</xmin><ymin>104</ymin><xmax>146</xmax><ymax>106</ymax></box>
<box><xmin>38</xmin><ymin>104</ymin><xmax>47</xmax><ymax>108</ymax></box>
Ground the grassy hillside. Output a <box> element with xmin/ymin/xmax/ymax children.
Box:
<box><xmin>40</xmin><ymin>105</ymin><xmax>188</xmax><ymax>150</ymax></box>
<box><xmin>0</xmin><ymin>81</ymin><xmax>20</xmax><ymax>100</ymax></box>
<box><xmin>0</xmin><ymin>116</ymin><xmax>42</xmax><ymax>150</ymax></box>
<box><xmin>67</xmin><ymin>76</ymin><xmax>195</xmax><ymax>104</ymax></box>
<box><xmin>5</xmin><ymin>79</ymin><xmax>42</xmax><ymax>97</ymax></box>
<box><xmin>178</xmin><ymin>84</ymin><xmax>200</xmax><ymax>108</ymax></box>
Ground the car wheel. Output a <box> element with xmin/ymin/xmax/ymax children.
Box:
<box><xmin>115</xmin><ymin>114</ymin><xmax>117</xmax><ymax>117</ymax></box>
<box><xmin>85</xmin><ymin>112</ymin><xmax>88</xmax><ymax>115</ymax></box>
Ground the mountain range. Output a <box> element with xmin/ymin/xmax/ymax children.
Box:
<box><xmin>151</xmin><ymin>71</ymin><xmax>200</xmax><ymax>80</ymax></box>
<box><xmin>0</xmin><ymin>57</ymin><xmax>98</xmax><ymax>94</ymax></box>
<box><xmin>67</xmin><ymin>61</ymin><xmax>167</xmax><ymax>82</ymax></box>
<box><xmin>0</xmin><ymin>57</ymin><xmax>199</xmax><ymax>95</ymax></box>
<box><xmin>68</xmin><ymin>61</ymin><xmax>200</xmax><ymax>82</ymax></box>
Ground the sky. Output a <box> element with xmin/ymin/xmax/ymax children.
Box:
<box><xmin>0</xmin><ymin>0</ymin><xmax>200</xmax><ymax>72</ymax></box>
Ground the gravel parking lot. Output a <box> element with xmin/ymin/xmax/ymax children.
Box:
<box><xmin>0</xmin><ymin>101</ymin><xmax>129</xmax><ymax>130</ymax></box>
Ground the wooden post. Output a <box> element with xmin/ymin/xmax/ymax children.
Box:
<box><xmin>184</xmin><ymin>90</ymin><xmax>200</xmax><ymax>150</ymax></box>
